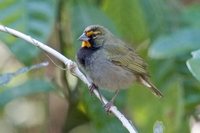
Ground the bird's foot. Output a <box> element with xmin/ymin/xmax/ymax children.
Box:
<box><xmin>89</xmin><ymin>83</ymin><xmax>98</xmax><ymax>95</ymax></box>
<box><xmin>104</xmin><ymin>101</ymin><xmax>113</xmax><ymax>113</ymax></box>
<box><xmin>103</xmin><ymin>89</ymin><xmax>119</xmax><ymax>113</ymax></box>
<box><xmin>89</xmin><ymin>83</ymin><xmax>104</xmax><ymax>104</ymax></box>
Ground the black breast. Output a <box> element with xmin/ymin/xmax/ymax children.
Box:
<box><xmin>77</xmin><ymin>47</ymin><xmax>98</xmax><ymax>67</ymax></box>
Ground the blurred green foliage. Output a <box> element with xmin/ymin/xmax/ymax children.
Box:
<box><xmin>0</xmin><ymin>0</ymin><xmax>56</xmax><ymax>64</ymax></box>
<box><xmin>187</xmin><ymin>49</ymin><xmax>200</xmax><ymax>81</ymax></box>
<box><xmin>0</xmin><ymin>0</ymin><xmax>200</xmax><ymax>133</ymax></box>
<box><xmin>0</xmin><ymin>79</ymin><xmax>55</xmax><ymax>106</ymax></box>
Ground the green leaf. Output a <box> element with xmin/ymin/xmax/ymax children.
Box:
<box><xmin>182</xmin><ymin>4</ymin><xmax>200</xmax><ymax>28</ymax></box>
<box><xmin>140</xmin><ymin>0</ymin><xmax>182</xmax><ymax>37</ymax></box>
<box><xmin>185</xmin><ymin>93</ymin><xmax>200</xmax><ymax>108</ymax></box>
<box><xmin>191</xmin><ymin>49</ymin><xmax>200</xmax><ymax>58</ymax></box>
<box><xmin>103</xmin><ymin>0</ymin><xmax>149</xmax><ymax>43</ymax></box>
<box><xmin>0</xmin><ymin>79</ymin><xmax>55</xmax><ymax>106</ymax></box>
<box><xmin>149</xmin><ymin>28</ymin><xmax>200</xmax><ymax>59</ymax></box>
<box><xmin>186</xmin><ymin>49</ymin><xmax>200</xmax><ymax>81</ymax></box>
<box><xmin>0</xmin><ymin>0</ymin><xmax>56</xmax><ymax>64</ymax></box>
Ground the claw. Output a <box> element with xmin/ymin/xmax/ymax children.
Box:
<box><xmin>104</xmin><ymin>101</ymin><xmax>113</xmax><ymax>113</ymax></box>
<box><xmin>89</xmin><ymin>83</ymin><xmax>98</xmax><ymax>95</ymax></box>
<box><xmin>103</xmin><ymin>89</ymin><xmax>120</xmax><ymax>113</ymax></box>
<box><xmin>89</xmin><ymin>83</ymin><xmax>104</xmax><ymax>104</ymax></box>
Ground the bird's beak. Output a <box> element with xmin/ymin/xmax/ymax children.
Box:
<box><xmin>78</xmin><ymin>33</ymin><xmax>90</xmax><ymax>41</ymax></box>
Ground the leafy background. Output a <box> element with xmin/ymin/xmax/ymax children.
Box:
<box><xmin>0</xmin><ymin>0</ymin><xmax>200</xmax><ymax>133</ymax></box>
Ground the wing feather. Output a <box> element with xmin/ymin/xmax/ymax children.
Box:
<box><xmin>104</xmin><ymin>43</ymin><xmax>148</xmax><ymax>75</ymax></box>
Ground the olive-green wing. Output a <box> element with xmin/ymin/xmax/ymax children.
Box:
<box><xmin>104</xmin><ymin>43</ymin><xmax>163</xmax><ymax>97</ymax></box>
<box><xmin>104</xmin><ymin>44</ymin><xmax>148</xmax><ymax>75</ymax></box>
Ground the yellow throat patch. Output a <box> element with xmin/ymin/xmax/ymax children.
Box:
<box><xmin>81</xmin><ymin>41</ymin><xmax>91</xmax><ymax>48</ymax></box>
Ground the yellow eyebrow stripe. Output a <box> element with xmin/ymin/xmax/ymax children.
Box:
<box><xmin>94</xmin><ymin>31</ymin><xmax>101</xmax><ymax>34</ymax></box>
<box><xmin>86</xmin><ymin>31</ymin><xmax>101</xmax><ymax>37</ymax></box>
<box><xmin>86</xmin><ymin>31</ymin><xmax>94</xmax><ymax>37</ymax></box>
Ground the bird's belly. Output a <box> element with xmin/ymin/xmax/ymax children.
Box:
<box><xmin>87</xmin><ymin>59</ymin><xmax>136</xmax><ymax>91</ymax></box>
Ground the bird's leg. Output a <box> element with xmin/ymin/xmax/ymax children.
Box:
<box><xmin>89</xmin><ymin>83</ymin><xmax>104</xmax><ymax>104</ymax></box>
<box><xmin>104</xmin><ymin>89</ymin><xmax>120</xmax><ymax>112</ymax></box>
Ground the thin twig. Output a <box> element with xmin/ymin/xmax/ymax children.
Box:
<box><xmin>0</xmin><ymin>25</ymin><xmax>138</xmax><ymax>133</ymax></box>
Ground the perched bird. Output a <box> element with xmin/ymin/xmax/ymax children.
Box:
<box><xmin>77</xmin><ymin>25</ymin><xmax>163</xmax><ymax>110</ymax></box>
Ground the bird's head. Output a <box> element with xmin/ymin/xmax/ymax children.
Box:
<box><xmin>78</xmin><ymin>25</ymin><xmax>111</xmax><ymax>48</ymax></box>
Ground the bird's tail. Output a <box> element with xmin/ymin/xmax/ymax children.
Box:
<box><xmin>139</xmin><ymin>76</ymin><xmax>163</xmax><ymax>98</ymax></box>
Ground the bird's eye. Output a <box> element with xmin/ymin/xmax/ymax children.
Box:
<box><xmin>92</xmin><ymin>34</ymin><xmax>97</xmax><ymax>39</ymax></box>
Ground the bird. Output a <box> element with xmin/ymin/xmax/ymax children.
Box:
<box><xmin>77</xmin><ymin>25</ymin><xmax>163</xmax><ymax>111</ymax></box>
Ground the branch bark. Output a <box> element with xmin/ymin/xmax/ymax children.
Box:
<box><xmin>0</xmin><ymin>25</ymin><xmax>138</xmax><ymax>133</ymax></box>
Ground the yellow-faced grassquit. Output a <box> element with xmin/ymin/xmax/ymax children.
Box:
<box><xmin>77</xmin><ymin>25</ymin><xmax>163</xmax><ymax>110</ymax></box>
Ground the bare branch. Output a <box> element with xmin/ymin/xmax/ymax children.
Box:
<box><xmin>0</xmin><ymin>25</ymin><xmax>138</xmax><ymax>133</ymax></box>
